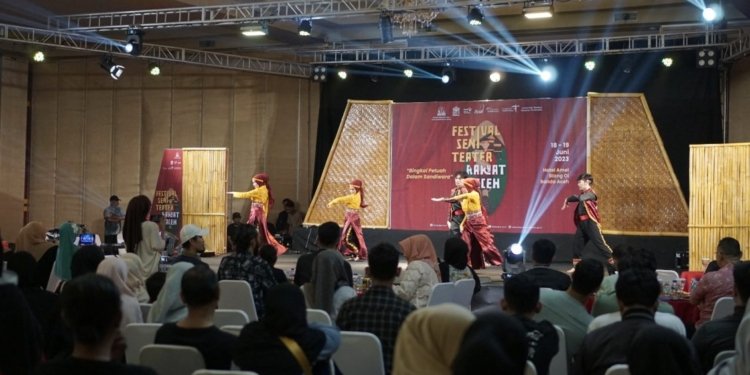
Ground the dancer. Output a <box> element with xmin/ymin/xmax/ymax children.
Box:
<box><xmin>228</xmin><ymin>173</ymin><xmax>287</xmax><ymax>255</ymax></box>
<box><xmin>327</xmin><ymin>179</ymin><xmax>368</xmax><ymax>260</ymax></box>
<box><xmin>561</xmin><ymin>173</ymin><xmax>613</xmax><ymax>270</ymax></box>
<box><xmin>432</xmin><ymin>178</ymin><xmax>502</xmax><ymax>269</ymax></box>
<box><xmin>442</xmin><ymin>171</ymin><xmax>468</xmax><ymax>237</ymax></box>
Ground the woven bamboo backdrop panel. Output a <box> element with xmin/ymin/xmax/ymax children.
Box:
<box><xmin>689</xmin><ymin>144</ymin><xmax>750</xmax><ymax>270</ymax></box>
<box><xmin>588</xmin><ymin>94</ymin><xmax>688</xmax><ymax>235</ymax></box>
<box><xmin>305</xmin><ymin>101</ymin><xmax>392</xmax><ymax>228</ymax></box>
<box><xmin>182</xmin><ymin>148</ymin><xmax>227</xmax><ymax>255</ymax></box>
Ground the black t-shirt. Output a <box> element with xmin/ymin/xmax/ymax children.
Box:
<box><xmin>35</xmin><ymin>357</ymin><xmax>156</xmax><ymax>375</ymax></box>
<box><xmin>154</xmin><ymin>323</ymin><xmax>237</xmax><ymax>370</ymax></box>
<box><xmin>521</xmin><ymin>267</ymin><xmax>571</xmax><ymax>291</ymax></box>
<box><xmin>516</xmin><ymin>316</ymin><xmax>559</xmax><ymax>375</ymax></box>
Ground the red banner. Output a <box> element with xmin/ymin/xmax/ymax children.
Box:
<box><xmin>151</xmin><ymin>149</ymin><xmax>183</xmax><ymax>237</ymax></box>
<box><xmin>391</xmin><ymin>98</ymin><xmax>587</xmax><ymax>233</ymax></box>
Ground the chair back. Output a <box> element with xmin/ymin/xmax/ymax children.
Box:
<box><xmin>306</xmin><ymin>308</ymin><xmax>333</xmax><ymax>325</ymax></box>
<box><xmin>218</xmin><ymin>280</ymin><xmax>258</xmax><ymax>321</ymax></box>
<box><xmin>604</xmin><ymin>364</ymin><xmax>630</xmax><ymax>375</ymax></box>
<box><xmin>548</xmin><ymin>325</ymin><xmax>567</xmax><ymax>375</ymax></box>
<box><xmin>655</xmin><ymin>269</ymin><xmax>679</xmax><ymax>285</ymax></box>
<box><xmin>332</xmin><ymin>331</ymin><xmax>385</xmax><ymax>375</ymax></box>
<box><xmin>140</xmin><ymin>303</ymin><xmax>152</xmax><ymax>322</ymax></box>
<box><xmin>524</xmin><ymin>360</ymin><xmax>537</xmax><ymax>375</ymax></box>
<box><xmin>220</xmin><ymin>325</ymin><xmax>244</xmax><ymax>336</ymax></box>
<box><xmin>426</xmin><ymin>282</ymin><xmax>455</xmax><ymax>306</ymax></box>
<box><xmin>713</xmin><ymin>350</ymin><xmax>736</xmax><ymax>366</ymax></box>
<box><xmin>140</xmin><ymin>344</ymin><xmax>205</xmax><ymax>375</ymax></box>
<box><xmin>214</xmin><ymin>309</ymin><xmax>250</xmax><ymax>327</ymax></box>
<box><xmin>192</xmin><ymin>370</ymin><xmax>258</xmax><ymax>375</ymax></box>
<box><xmin>123</xmin><ymin>323</ymin><xmax>162</xmax><ymax>364</ymax></box>
<box><xmin>711</xmin><ymin>297</ymin><xmax>736</xmax><ymax>321</ymax></box>
<box><xmin>452</xmin><ymin>279</ymin><xmax>475</xmax><ymax>309</ymax></box>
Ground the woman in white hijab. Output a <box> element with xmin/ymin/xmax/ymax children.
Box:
<box><xmin>147</xmin><ymin>262</ymin><xmax>194</xmax><ymax>323</ymax></box>
<box><xmin>96</xmin><ymin>257</ymin><xmax>143</xmax><ymax>330</ymax></box>
<box><xmin>120</xmin><ymin>253</ymin><xmax>149</xmax><ymax>303</ymax></box>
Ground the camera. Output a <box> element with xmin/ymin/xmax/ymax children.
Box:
<box><xmin>79</xmin><ymin>233</ymin><xmax>95</xmax><ymax>246</ymax></box>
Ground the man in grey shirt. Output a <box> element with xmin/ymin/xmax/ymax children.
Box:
<box><xmin>103</xmin><ymin>195</ymin><xmax>124</xmax><ymax>244</ymax></box>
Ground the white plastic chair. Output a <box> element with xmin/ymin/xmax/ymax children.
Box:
<box><xmin>525</xmin><ymin>360</ymin><xmax>537</xmax><ymax>375</ymax></box>
<box><xmin>713</xmin><ymin>350</ymin><xmax>736</xmax><ymax>366</ymax></box>
<box><xmin>604</xmin><ymin>364</ymin><xmax>630</xmax><ymax>375</ymax></box>
<box><xmin>220</xmin><ymin>325</ymin><xmax>244</xmax><ymax>336</ymax></box>
<box><xmin>452</xmin><ymin>279</ymin><xmax>475</xmax><ymax>310</ymax></box>
<box><xmin>123</xmin><ymin>323</ymin><xmax>162</xmax><ymax>364</ymax></box>
<box><xmin>214</xmin><ymin>309</ymin><xmax>250</xmax><ymax>327</ymax></box>
<box><xmin>218</xmin><ymin>280</ymin><xmax>258</xmax><ymax>322</ymax></box>
<box><xmin>192</xmin><ymin>370</ymin><xmax>258</xmax><ymax>375</ymax></box>
<box><xmin>139</xmin><ymin>303</ymin><xmax>152</xmax><ymax>322</ymax></box>
<box><xmin>140</xmin><ymin>344</ymin><xmax>205</xmax><ymax>375</ymax></box>
<box><xmin>332</xmin><ymin>331</ymin><xmax>385</xmax><ymax>375</ymax></box>
<box><xmin>426</xmin><ymin>282</ymin><xmax>455</xmax><ymax>306</ymax></box>
<box><xmin>306</xmin><ymin>308</ymin><xmax>333</xmax><ymax>325</ymax></box>
<box><xmin>549</xmin><ymin>325</ymin><xmax>568</xmax><ymax>375</ymax></box>
<box><xmin>711</xmin><ymin>297</ymin><xmax>735</xmax><ymax>321</ymax></box>
<box><xmin>655</xmin><ymin>269</ymin><xmax>679</xmax><ymax>285</ymax></box>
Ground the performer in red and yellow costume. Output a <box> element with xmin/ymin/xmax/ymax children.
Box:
<box><xmin>561</xmin><ymin>173</ymin><xmax>613</xmax><ymax>269</ymax></box>
<box><xmin>228</xmin><ymin>173</ymin><xmax>287</xmax><ymax>255</ymax></box>
<box><xmin>327</xmin><ymin>179</ymin><xmax>368</xmax><ymax>260</ymax></box>
<box><xmin>434</xmin><ymin>178</ymin><xmax>502</xmax><ymax>269</ymax></box>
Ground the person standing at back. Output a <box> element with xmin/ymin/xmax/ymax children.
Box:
<box><xmin>103</xmin><ymin>195</ymin><xmax>124</xmax><ymax>245</ymax></box>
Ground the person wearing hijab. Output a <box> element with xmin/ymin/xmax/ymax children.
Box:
<box><xmin>123</xmin><ymin>195</ymin><xmax>166</xmax><ymax>276</ymax></box>
<box><xmin>15</xmin><ymin>221</ymin><xmax>55</xmax><ymax>261</ymax></box>
<box><xmin>327</xmin><ymin>179</ymin><xmax>368</xmax><ymax>260</ymax></box>
<box><xmin>627</xmin><ymin>325</ymin><xmax>700</xmax><ymax>375</ymax></box>
<box><xmin>393</xmin><ymin>234</ymin><xmax>440</xmax><ymax>308</ymax></box>
<box><xmin>234</xmin><ymin>283</ymin><xmax>340</xmax><ymax>375</ymax></box>
<box><xmin>304</xmin><ymin>239</ymin><xmax>354</xmax><ymax>319</ymax></box>
<box><xmin>452</xmin><ymin>311</ymin><xmax>530</xmax><ymax>375</ymax></box>
<box><xmin>53</xmin><ymin>222</ymin><xmax>78</xmax><ymax>285</ymax></box>
<box><xmin>96</xmin><ymin>257</ymin><xmax>143</xmax><ymax>330</ymax></box>
<box><xmin>0</xmin><ymin>284</ymin><xmax>43</xmax><ymax>375</ymax></box>
<box><xmin>708</xmin><ymin>310</ymin><xmax>750</xmax><ymax>375</ymax></box>
<box><xmin>147</xmin><ymin>262</ymin><xmax>194</xmax><ymax>323</ymax></box>
<box><xmin>392</xmin><ymin>304</ymin><xmax>475</xmax><ymax>375</ymax></box>
<box><xmin>438</xmin><ymin>237</ymin><xmax>481</xmax><ymax>294</ymax></box>
<box><xmin>70</xmin><ymin>245</ymin><xmax>105</xmax><ymax>279</ymax></box>
<box><xmin>120</xmin><ymin>252</ymin><xmax>150</xmax><ymax>303</ymax></box>
<box><xmin>228</xmin><ymin>172</ymin><xmax>287</xmax><ymax>255</ymax></box>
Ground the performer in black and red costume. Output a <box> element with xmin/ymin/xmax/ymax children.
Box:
<box><xmin>561</xmin><ymin>173</ymin><xmax>613</xmax><ymax>269</ymax></box>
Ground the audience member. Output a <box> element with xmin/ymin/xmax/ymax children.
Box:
<box><xmin>0</xmin><ymin>284</ymin><xmax>43</xmax><ymax>375</ymax></box>
<box><xmin>123</xmin><ymin>195</ymin><xmax>165</xmax><ymax>276</ymax></box>
<box><xmin>15</xmin><ymin>221</ymin><xmax>55</xmax><ymax>261</ymax></box>
<box><xmin>708</xmin><ymin>309</ymin><xmax>750</xmax><ymax>375</ymax></box>
<box><xmin>226</xmin><ymin>212</ymin><xmax>242</xmax><ymax>252</ymax></box>
<box><xmin>628</xmin><ymin>325</ymin><xmax>700</xmax><ymax>375</ymax></box>
<box><xmin>438</xmin><ymin>237</ymin><xmax>481</xmax><ymax>294</ymax></box>
<box><xmin>453</xmin><ymin>310</ymin><xmax>529</xmax><ymax>375</ymax></box>
<box><xmin>53</xmin><ymin>222</ymin><xmax>78</xmax><ymax>285</ymax></box>
<box><xmin>234</xmin><ymin>283</ymin><xmax>340</xmax><ymax>375</ymax></box>
<box><xmin>304</xmin><ymin>224</ymin><xmax>355</xmax><ymax>319</ymax></box>
<box><xmin>393</xmin><ymin>234</ymin><xmax>440</xmax><ymax>308</ymax></box>
<box><xmin>691</xmin><ymin>237</ymin><xmax>742</xmax><ymax>328</ymax></box>
<box><xmin>70</xmin><ymin>245</ymin><xmax>104</xmax><ymax>279</ymax></box>
<box><xmin>103</xmin><ymin>195</ymin><xmax>124</xmax><ymax>245</ymax></box>
<box><xmin>573</xmin><ymin>268</ymin><xmax>661</xmax><ymax>375</ymax></box>
<box><xmin>217</xmin><ymin>224</ymin><xmax>277</xmax><ymax>317</ymax></box>
<box><xmin>501</xmin><ymin>273</ymin><xmax>559</xmax><ymax>375</ymax></box>
<box><xmin>275</xmin><ymin>198</ymin><xmax>305</xmax><ymax>247</ymax></box>
<box><xmin>96</xmin><ymin>257</ymin><xmax>143</xmax><ymax>330</ymax></box>
<box><xmin>521</xmin><ymin>239</ymin><xmax>571</xmax><ymax>291</ymax></box>
<box><xmin>147</xmin><ymin>262</ymin><xmax>194</xmax><ymax>323</ymax></box>
<box><xmin>120</xmin><ymin>253</ymin><xmax>149</xmax><ymax>303</ymax></box>
<box><xmin>294</xmin><ymin>222</ymin><xmax>340</xmax><ymax>286</ymax></box>
<box><xmin>337</xmin><ymin>242</ymin><xmax>417</xmax><ymax>374</ymax></box>
<box><xmin>392</xmin><ymin>304</ymin><xmax>475</xmax><ymax>375</ymax></box>
<box><xmin>693</xmin><ymin>261</ymin><xmax>750</xmax><ymax>373</ymax></box>
<box><xmin>172</xmin><ymin>224</ymin><xmax>209</xmax><ymax>267</ymax></box>
<box><xmin>35</xmin><ymin>274</ymin><xmax>156</xmax><ymax>375</ymax></box>
<box><xmin>259</xmin><ymin>244</ymin><xmax>288</xmax><ymax>283</ymax></box>
<box><xmin>145</xmin><ymin>271</ymin><xmax>166</xmax><ymax>303</ymax></box>
<box><xmin>155</xmin><ymin>267</ymin><xmax>237</xmax><ymax>370</ymax></box>
<box><xmin>535</xmin><ymin>258</ymin><xmax>603</xmax><ymax>361</ymax></box>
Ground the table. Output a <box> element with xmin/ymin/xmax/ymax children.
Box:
<box><xmin>666</xmin><ymin>298</ymin><xmax>700</xmax><ymax>328</ymax></box>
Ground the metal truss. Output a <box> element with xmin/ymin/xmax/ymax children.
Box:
<box><xmin>722</xmin><ymin>33</ymin><xmax>750</xmax><ymax>62</ymax></box>
<box><xmin>310</xmin><ymin>29</ymin><xmax>743</xmax><ymax>64</ymax></box>
<box><xmin>0</xmin><ymin>23</ymin><xmax>311</xmax><ymax>78</ymax></box>
<box><xmin>48</xmin><ymin>0</ymin><xmax>526</xmax><ymax>31</ymax></box>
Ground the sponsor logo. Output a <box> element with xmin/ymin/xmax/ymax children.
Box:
<box><xmin>432</xmin><ymin>106</ymin><xmax>451</xmax><ymax>121</ymax></box>
<box><xmin>452</xmin><ymin>106</ymin><xmax>461</xmax><ymax>117</ymax></box>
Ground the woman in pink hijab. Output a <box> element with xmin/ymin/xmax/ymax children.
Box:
<box><xmin>393</xmin><ymin>234</ymin><xmax>440</xmax><ymax>308</ymax></box>
<box><xmin>96</xmin><ymin>257</ymin><xmax>143</xmax><ymax>330</ymax></box>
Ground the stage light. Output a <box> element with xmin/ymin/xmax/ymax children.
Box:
<box><xmin>32</xmin><ymin>51</ymin><xmax>45</xmax><ymax>62</ymax></box>
<box><xmin>337</xmin><ymin>69</ymin><xmax>347</xmax><ymax>79</ymax></box>
<box><xmin>312</xmin><ymin>66</ymin><xmax>327</xmax><ymax>82</ymax></box>
<box><xmin>584</xmin><ymin>60</ymin><xmax>596</xmax><ymax>71</ymax></box>
<box><xmin>697</xmin><ymin>49</ymin><xmax>717</xmax><ymax>68</ymax></box>
<box><xmin>468</xmin><ymin>7</ymin><xmax>484</xmax><ymax>26</ymax></box>
<box><xmin>298</xmin><ymin>19</ymin><xmax>312</xmax><ymax>36</ymax></box>
<box><xmin>241</xmin><ymin>23</ymin><xmax>268</xmax><ymax>37</ymax></box>
<box><xmin>661</xmin><ymin>57</ymin><xmax>674</xmax><ymax>67</ymax></box>
<box><xmin>539</xmin><ymin>66</ymin><xmax>555</xmax><ymax>82</ymax></box>
<box><xmin>100</xmin><ymin>55</ymin><xmax>125</xmax><ymax>80</ymax></box>
<box><xmin>148</xmin><ymin>62</ymin><xmax>161</xmax><ymax>76</ymax></box>
<box><xmin>441</xmin><ymin>67</ymin><xmax>455</xmax><ymax>84</ymax></box>
<box><xmin>523</xmin><ymin>1</ymin><xmax>553</xmax><ymax>19</ymax></box>
<box><xmin>124</xmin><ymin>28</ymin><xmax>143</xmax><ymax>56</ymax></box>
<box><xmin>489</xmin><ymin>71</ymin><xmax>502</xmax><ymax>82</ymax></box>
<box><xmin>502</xmin><ymin>243</ymin><xmax>526</xmax><ymax>279</ymax></box>
<box><xmin>702</xmin><ymin>3</ymin><xmax>723</xmax><ymax>23</ymax></box>
<box><xmin>380</xmin><ymin>14</ymin><xmax>394</xmax><ymax>44</ymax></box>
<box><xmin>403</xmin><ymin>69</ymin><xmax>413</xmax><ymax>78</ymax></box>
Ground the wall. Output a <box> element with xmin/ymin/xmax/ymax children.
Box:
<box><xmin>729</xmin><ymin>55</ymin><xmax>750</xmax><ymax>142</ymax></box>
<box><xmin>25</xmin><ymin>57</ymin><xmax>319</xmax><ymax>237</ymax></box>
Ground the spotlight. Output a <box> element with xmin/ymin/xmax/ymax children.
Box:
<box><xmin>32</xmin><ymin>51</ymin><xmax>45</xmax><ymax>62</ymax></box>
<box><xmin>502</xmin><ymin>243</ymin><xmax>526</xmax><ymax>278</ymax></box>
<box><xmin>539</xmin><ymin>66</ymin><xmax>555</xmax><ymax>82</ymax></box>
<box><xmin>241</xmin><ymin>23</ymin><xmax>268</xmax><ymax>37</ymax></box>
<box><xmin>403</xmin><ymin>69</ymin><xmax>413</xmax><ymax>78</ymax></box>
<box><xmin>441</xmin><ymin>67</ymin><xmax>455</xmax><ymax>84</ymax></box>
<box><xmin>468</xmin><ymin>7</ymin><xmax>484</xmax><ymax>26</ymax></box>
<box><xmin>337</xmin><ymin>69</ymin><xmax>347</xmax><ymax>79</ymax></box>
<box><xmin>298</xmin><ymin>19</ymin><xmax>312</xmax><ymax>36</ymax></box>
<box><xmin>584</xmin><ymin>60</ymin><xmax>596</xmax><ymax>71</ymax></box>
<box><xmin>489</xmin><ymin>71</ymin><xmax>501</xmax><ymax>82</ymax></box>
<box><xmin>124</xmin><ymin>28</ymin><xmax>143</xmax><ymax>56</ymax></box>
<box><xmin>380</xmin><ymin>14</ymin><xmax>394</xmax><ymax>44</ymax></box>
<box><xmin>100</xmin><ymin>55</ymin><xmax>125</xmax><ymax>80</ymax></box>
<box><xmin>148</xmin><ymin>62</ymin><xmax>161</xmax><ymax>76</ymax></box>
<box><xmin>523</xmin><ymin>1</ymin><xmax>553</xmax><ymax>19</ymax></box>
<box><xmin>702</xmin><ymin>3</ymin><xmax>723</xmax><ymax>23</ymax></box>
<box><xmin>697</xmin><ymin>49</ymin><xmax>717</xmax><ymax>68</ymax></box>
<box><xmin>661</xmin><ymin>57</ymin><xmax>674</xmax><ymax>67</ymax></box>
<box><xmin>312</xmin><ymin>66</ymin><xmax>327</xmax><ymax>82</ymax></box>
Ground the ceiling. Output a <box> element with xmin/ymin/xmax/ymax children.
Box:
<box><xmin>1</xmin><ymin>0</ymin><xmax>749</xmax><ymax>75</ymax></box>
